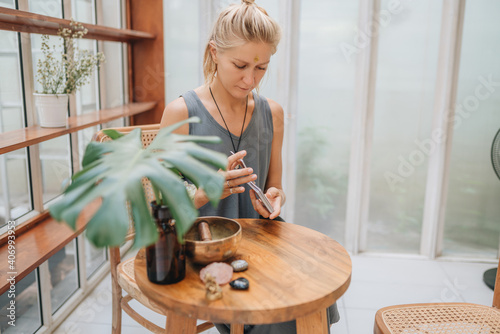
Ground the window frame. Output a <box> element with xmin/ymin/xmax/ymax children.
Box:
<box><xmin>0</xmin><ymin>0</ymin><xmax>157</xmax><ymax>332</ymax></box>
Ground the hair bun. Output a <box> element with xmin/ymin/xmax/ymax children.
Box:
<box><xmin>242</xmin><ymin>0</ymin><xmax>255</xmax><ymax>5</ymax></box>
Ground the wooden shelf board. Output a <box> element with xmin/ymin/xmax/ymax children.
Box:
<box><xmin>0</xmin><ymin>7</ymin><xmax>155</xmax><ymax>42</ymax></box>
<box><xmin>0</xmin><ymin>201</ymin><xmax>99</xmax><ymax>295</ymax></box>
<box><xmin>0</xmin><ymin>101</ymin><xmax>157</xmax><ymax>155</ymax></box>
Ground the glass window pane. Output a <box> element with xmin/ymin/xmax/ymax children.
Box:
<box><xmin>0</xmin><ymin>57</ymin><xmax>22</xmax><ymax>105</ymax></box>
<box><xmin>73</xmin><ymin>1</ymin><xmax>99</xmax><ymax>116</ymax></box>
<box><xmin>443</xmin><ymin>1</ymin><xmax>500</xmax><ymax>258</ymax></box>
<box><xmin>364</xmin><ymin>1</ymin><xmax>443</xmax><ymax>253</ymax></box>
<box><xmin>72</xmin><ymin>0</ymin><xmax>94</xmax><ymax>24</ymax></box>
<box><xmin>99</xmin><ymin>1</ymin><xmax>125</xmax><ymax>125</ymax></box>
<box><xmin>0</xmin><ymin>31</ymin><xmax>24</xmax><ymax>129</ymax></box>
<box><xmin>1</xmin><ymin>149</ymin><xmax>31</xmax><ymax>224</ymax></box>
<box><xmin>75</xmin><ymin>38</ymin><xmax>100</xmax><ymax>115</ymax></box>
<box><xmin>100</xmin><ymin>41</ymin><xmax>125</xmax><ymax>127</ymax></box>
<box><xmin>0</xmin><ymin>32</ymin><xmax>23</xmax><ymax>119</ymax></box>
<box><xmin>85</xmin><ymin>233</ymin><xmax>106</xmax><ymax>278</ymax></box>
<box><xmin>100</xmin><ymin>0</ymin><xmax>122</xmax><ymax>29</ymax></box>
<box><xmin>0</xmin><ymin>106</ymin><xmax>23</xmax><ymax>131</ymax></box>
<box><xmin>0</xmin><ymin>0</ymin><xmax>15</xmax><ymax>9</ymax></box>
<box><xmin>294</xmin><ymin>1</ymin><xmax>359</xmax><ymax>243</ymax></box>
<box><xmin>49</xmin><ymin>240</ymin><xmax>79</xmax><ymax>313</ymax></box>
<box><xmin>0</xmin><ymin>270</ymin><xmax>42</xmax><ymax>333</ymax></box>
<box><xmin>29</xmin><ymin>0</ymin><xmax>63</xmax><ymax>17</ymax></box>
<box><xmin>40</xmin><ymin>136</ymin><xmax>71</xmax><ymax>204</ymax></box>
<box><xmin>77</xmin><ymin>126</ymin><xmax>97</xmax><ymax>167</ymax></box>
<box><xmin>101</xmin><ymin>42</ymin><xmax>124</xmax><ymax>109</ymax></box>
<box><xmin>0</xmin><ymin>31</ymin><xmax>31</xmax><ymax>227</ymax></box>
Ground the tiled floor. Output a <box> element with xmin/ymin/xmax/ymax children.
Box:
<box><xmin>55</xmin><ymin>253</ymin><xmax>495</xmax><ymax>334</ymax></box>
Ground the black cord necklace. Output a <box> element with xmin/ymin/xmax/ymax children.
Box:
<box><xmin>209</xmin><ymin>86</ymin><xmax>248</xmax><ymax>153</ymax></box>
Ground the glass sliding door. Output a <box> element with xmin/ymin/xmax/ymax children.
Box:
<box><xmin>159</xmin><ymin>0</ymin><xmax>500</xmax><ymax>260</ymax></box>
<box><xmin>294</xmin><ymin>1</ymin><xmax>359</xmax><ymax>243</ymax></box>
<box><xmin>364</xmin><ymin>0</ymin><xmax>442</xmax><ymax>253</ymax></box>
<box><xmin>164</xmin><ymin>0</ymin><xmax>201</xmax><ymax>103</ymax></box>
<box><xmin>442</xmin><ymin>0</ymin><xmax>500</xmax><ymax>258</ymax></box>
<box><xmin>253</xmin><ymin>0</ymin><xmax>280</xmax><ymax>100</ymax></box>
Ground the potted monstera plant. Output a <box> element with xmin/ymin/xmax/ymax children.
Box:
<box><xmin>35</xmin><ymin>20</ymin><xmax>105</xmax><ymax>127</ymax></box>
<box><xmin>49</xmin><ymin>117</ymin><xmax>226</xmax><ymax>249</ymax></box>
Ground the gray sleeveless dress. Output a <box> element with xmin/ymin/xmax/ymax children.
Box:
<box><xmin>181</xmin><ymin>90</ymin><xmax>340</xmax><ymax>334</ymax></box>
<box><xmin>183</xmin><ymin>89</ymin><xmax>273</xmax><ymax>218</ymax></box>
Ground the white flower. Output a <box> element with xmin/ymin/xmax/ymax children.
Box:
<box><xmin>36</xmin><ymin>19</ymin><xmax>105</xmax><ymax>95</ymax></box>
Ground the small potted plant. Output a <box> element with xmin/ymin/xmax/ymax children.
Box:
<box><xmin>49</xmin><ymin>117</ymin><xmax>227</xmax><ymax>250</ymax></box>
<box><xmin>34</xmin><ymin>19</ymin><xmax>105</xmax><ymax>127</ymax></box>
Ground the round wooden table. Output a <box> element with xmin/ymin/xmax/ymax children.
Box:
<box><xmin>135</xmin><ymin>218</ymin><xmax>352</xmax><ymax>334</ymax></box>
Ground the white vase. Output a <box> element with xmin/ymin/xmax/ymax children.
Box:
<box><xmin>34</xmin><ymin>93</ymin><xmax>69</xmax><ymax>128</ymax></box>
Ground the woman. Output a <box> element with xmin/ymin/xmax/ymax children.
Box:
<box><xmin>160</xmin><ymin>0</ymin><xmax>284</xmax><ymax>220</ymax></box>
<box><xmin>160</xmin><ymin>0</ymin><xmax>339</xmax><ymax>332</ymax></box>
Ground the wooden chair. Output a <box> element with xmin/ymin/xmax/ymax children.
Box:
<box><xmin>93</xmin><ymin>124</ymin><xmax>214</xmax><ymax>334</ymax></box>
<box><xmin>374</xmin><ymin>257</ymin><xmax>500</xmax><ymax>333</ymax></box>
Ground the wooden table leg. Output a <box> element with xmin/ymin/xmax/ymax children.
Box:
<box><xmin>296</xmin><ymin>309</ymin><xmax>328</xmax><ymax>334</ymax></box>
<box><xmin>165</xmin><ymin>311</ymin><xmax>197</xmax><ymax>334</ymax></box>
<box><xmin>230</xmin><ymin>324</ymin><xmax>244</xmax><ymax>334</ymax></box>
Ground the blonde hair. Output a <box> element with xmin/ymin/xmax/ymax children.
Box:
<box><xmin>203</xmin><ymin>0</ymin><xmax>282</xmax><ymax>85</ymax></box>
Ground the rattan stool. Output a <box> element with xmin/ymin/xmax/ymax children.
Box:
<box><xmin>375</xmin><ymin>303</ymin><xmax>500</xmax><ymax>333</ymax></box>
<box><xmin>374</xmin><ymin>257</ymin><xmax>500</xmax><ymax>333</ymax></box>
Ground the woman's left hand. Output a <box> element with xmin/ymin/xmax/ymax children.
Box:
<box><xmin>249</xmin><ymin>187</ymin><xmax>282</xmax><ymax>220</ymax></box>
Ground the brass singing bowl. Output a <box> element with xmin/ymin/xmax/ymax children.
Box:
<box><xmin>184</xmin><ymin>217</ymin><xmax>242</xmax><ymax>265</ymax></box>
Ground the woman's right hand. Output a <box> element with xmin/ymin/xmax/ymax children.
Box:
<box><xmin>221</xmin><ymin>150</ymin><xmax>256</xmax><ymax>199</ymax></box>
<box><xmin>193</xmin><ymin>150</ymin><xmax>256</xmax><ymax>208</ymax></box>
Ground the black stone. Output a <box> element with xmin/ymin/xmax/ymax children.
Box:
<box><xmin>230</xmin><ymin>277</ymin><xmax>249</xmax><ymax>290</ymax></box>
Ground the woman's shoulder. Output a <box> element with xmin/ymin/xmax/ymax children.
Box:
<box><xmin>262</xmin><ymin>97</ymin><xmax>284</xmax><ymax>137</ymax></box>
<box><xmin>160</xmin><ymin>91</ymin><xmax>193</xmax><ymax>130</ymax></box>
<box><xmin>160</xmin><ymin>87</ymin><xmax>207</xmax><ymax>132</ymax></box>
<box><xmin>162</xmin><ymin>88</ymin><xmax>203</xmax><ymax>119</ymax></box>
<box><xmin>253</xmin><ymin>92</ymin><xmax>283</xmax><ymax>116</ymax></box>
<box><xmin>162</xmin><ymin>96</ymin><xmax>189</xmax><ymax>121</ymax></box>
<box><xmin>264</xmin><ymin>97</ymin><xmax>284</xmax><ymax>122</ymax></box>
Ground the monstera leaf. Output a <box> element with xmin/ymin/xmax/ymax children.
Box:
<box><xmin>50</xmin><ymin>117</ymin><xmax>227</xmax><ymax>248</ymax></box>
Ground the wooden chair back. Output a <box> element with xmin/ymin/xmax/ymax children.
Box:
<box><xmin>94</xmin><ymin>124</ymin><xmax>161</xmax><ymax>333</ymax></box>
<box><xmin>92</xmin><ymin>123</ymin><xmax>159</xmax><ymax>243</ymax></box>
<box><xmin>92</xmin><ymin>123</ymin><xmax>160</xmax><ymax>255</ymax></box>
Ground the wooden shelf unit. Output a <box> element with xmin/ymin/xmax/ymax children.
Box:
<box><xmin>0</xmin><ymin>7</ymin><xmax>155</xmax><ymax>42</ymax></box>
<box><xmin>0</xmin><ymin>4</ymin><xmax>161</xmax><ymax>293</ymax></box>
<box><xmin>0</xmin><ymin>102</ymin><xmax>156</xmax><ymax>155</ymax></box>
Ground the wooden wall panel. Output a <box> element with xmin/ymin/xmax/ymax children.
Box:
<box><xmin>127</xmin><ymin>0</ymin><xmax>165</xmax><ymax>125</ymax></box>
